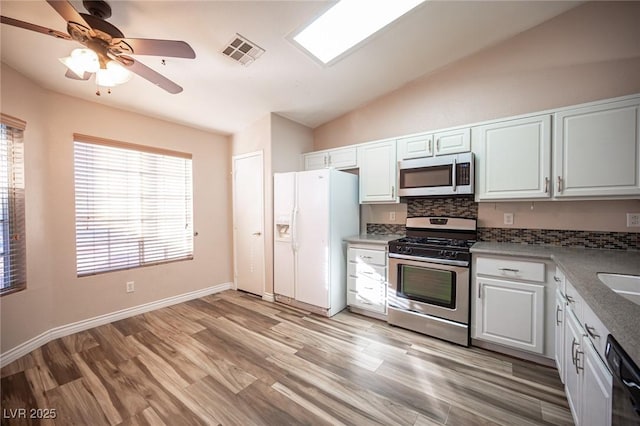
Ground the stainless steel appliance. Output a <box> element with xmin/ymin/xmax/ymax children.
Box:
<box><xmin>605</xmin><ymin>334</ymin><xmax>640</xmax><ymax>425</ymax></box>
<box><xmin>398</xmin><ymin>152</ymin><xmax>474</xmax><ymax>197</ymax></box>
<box><xmin>388</xmin><ymin>217</ymin><xmax>476</xmax><ymax>346</ymax></box>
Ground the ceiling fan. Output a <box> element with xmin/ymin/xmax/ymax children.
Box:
<box><xmin>0</xmin><ymin>0</ymin><xmax>196</xmax><ymax>94</ymax></box>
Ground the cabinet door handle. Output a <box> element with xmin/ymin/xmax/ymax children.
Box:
<box><xmin>436</xmin><ymin>138</ymin><xmax>441</xmax><ymax>152</ymax></box>
<box><xmin>553</xmin><ymin>276</ymin><xmax>561</xmax><ymax>283</ymax></box>
<box><xmin>327</xmin><ymin>153</ymin><xmax>332</xmax><ymax>167</ymax></box>
<box><xmin>557</xmin><ymin>176</ymin><xmax>563</xmax><ymax>193</ymax></box>
<box><xmin>585</xmin><ymin>324</ymin><xmax>600</xmax><ymax>339</ymax></box>
<box><xmin>575</xmin><ymin>345</ymin><xmax>584</xmax><ymax>374</ymax></box>
<box><xmin>571</xmin><ymin>338</ymin><xmax>579</xmax><ymax>366</ymax></box>
<box><xmin>428</xmin><ymin>140</ymin><xmax>432</xmax><ymax>153</ymax></box>
<box><xmin>498</xmin><ymin>268</ymin><xmax>520</xmax><ymax>273</ymax></box>
<box><xmin>566</xmin><ymin>295</ymin><xmax>575</xmax><ymax>304</ymax></box>
<box><xmin>323</xmin><ymin>155</ymin><xmax>328</xmax><ymax>167</ymax></box>
<box><xmin>556</xmin><ymin>305</ymin><xmax>562</xmax><ymax>326</ymax></box>
<box><xmin>544</xmin><ymin>177</ymin><xmax>550</xmax><ymax>193</ymax></box>
<box><xmin>478</xmin><ymin>284</ymin><xmax>482</xmax><ymax>299</ymax></box>
<box><xmin>391</xmin><ymin>186</ymin><xmax>395</xmax><ymax>198</ymax></box>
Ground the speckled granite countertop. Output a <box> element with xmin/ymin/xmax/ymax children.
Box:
<box><xmin>344</xmin><ymin>234</ymin><xmax>404</xmax><ymax>246</ymax></box>
<box><xmin>471</xmin><ymin>242</ymin><xmax>640</xmax><ymax>365</ymax></box>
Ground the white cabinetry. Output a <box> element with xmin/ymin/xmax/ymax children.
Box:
<box><xmin>358</xmin><ymin>140</ymin><xmax>398</xmax><ymax>203</ymax></box>
<box><xmin>553</xmin><ymin>98</ymin><xmax>640</xmax><ymax>198</ymax></box>
<box><xmin>303</xmin><ymin>146</ymin><xmax>357</xmax><ymax>170</ymax></box>
<box><xmin>347</xmin><ymin>244</ymin><xmax>388</xmax><ymax>318</ymax></box>
<box><xmin>397</xmin><ymin>134</ymin><xmax>433</xmax><ymax>160</ymax></box>
<box><xmin>560</xmin><ymin>272</ymin><xmax>613</xmax><ymax>426</ymax></box>
<box><xmin>473</xmin><ymin>115</ymin><xmax>552</xmax><ymax>200</ymax></box>
<box><xmin>434</xmin><ymin>127</ymin><xmax>471</xmax><ymax>155</ymax></box>
<box><xmin>553</xmin><ymin>267</ymin><xmax>567</xmax><ymax>383</ymax></box>
<box><xmin>473</xmin><ymin>256</ymin><xmax>546</xmax><ymax>354</ymax></box>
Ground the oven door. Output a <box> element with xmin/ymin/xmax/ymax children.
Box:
<box><xmin>388</xmin><ymin>256</ymin><xmax>469</xmax><ymax>324</ymax></box>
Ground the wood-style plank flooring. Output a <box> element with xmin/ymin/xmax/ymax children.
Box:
<box><xmin>1</xmin><ymin>290</ymin><xmax>573</xmax><ymax>425</ymax></box>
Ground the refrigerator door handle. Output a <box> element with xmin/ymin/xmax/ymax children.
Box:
<box><xmin>292</xmin><ymin>207</ymin><xmax>299</xmax><ymax>252</ymax></box>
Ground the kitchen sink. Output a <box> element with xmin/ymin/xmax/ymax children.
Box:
<box><xmin>597</xmin><ymin>273</ymin><xmax>640</xmax><ymax>305</ymax></box>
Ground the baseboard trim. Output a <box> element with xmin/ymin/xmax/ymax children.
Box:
<box><xmin>262</xmin><ymin>292</ymin><xmax>275</xmax><ymax>302</ymax></box>
<box><xmin>0</xmin><ymin>282</ymin><xmax>232</xmax><ymax>368</ymax></box>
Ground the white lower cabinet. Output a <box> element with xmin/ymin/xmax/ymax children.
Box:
<box><xmin>347</xmin><ymin>244</ymin><xmax>388</xmax><ymax>316</ymax></box>
<box><xmin>554</xmin><ymin>289</ymin><xmax>566</xmax><ymax>383</ymax></box>
<box><xmin>475</xmin><ymin>277</ymin><xmax>545</xmax><ymax>353</ymax></box>
<box><xmin>473</xmin><ymin>255</ymin><xmax>549</xmax><ymax>355</ymax></box>
<box><xmin>561</xmin><ymin>276</ymin><xmax>613</xmax><ymax>426</ymax></box>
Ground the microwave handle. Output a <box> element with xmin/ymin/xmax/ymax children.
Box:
<box><xmin>452</xmin><ymin>158</ymin><xmax>457</xmax><ymax>192</ymax></box>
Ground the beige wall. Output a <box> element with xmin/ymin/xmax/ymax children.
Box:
<box><xmin>315</xmin><ymin>1</ymin><xmax>640</xmax><ymax>234</ymax></box>
<box><xmin>314</xmin><ymin>2</ymin><xmax>640</xmax><ymax>149</ymax></box>
<box><xmin>1</xmin><ymin>64</ymin><xmax>233</xmax><ymax>353</ymax></box>
<box><xmin>231</xmin><ymin>114</ymin><xmax>312</xmax><ymax>297</ymax></box>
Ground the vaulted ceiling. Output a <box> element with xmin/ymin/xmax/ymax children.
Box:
<box><xmin>0</xmin><ymin>1</ymin><xmax>580</xmax><ymax>134</ymax></box>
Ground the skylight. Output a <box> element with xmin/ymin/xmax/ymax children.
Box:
<box><xmin>294</xmin><ymin>0</ymin><xmax>426</xmax><ymax>65</ymax></box>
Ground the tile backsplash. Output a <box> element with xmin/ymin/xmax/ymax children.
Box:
<box><xmin>364</xmin><ymin>196</ymin><xmax>639</xmax><ymax>250</ymax></box>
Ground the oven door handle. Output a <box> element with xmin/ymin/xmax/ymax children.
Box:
<box><xmin>388</xmin><ymin>253</ymin><xmax>469</xmax><ymax>267</ymax></box>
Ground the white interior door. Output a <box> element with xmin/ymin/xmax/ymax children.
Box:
<box><xmin>232</xmin><ymin>151</ymin><xmax>265</xmax><ymax>296</ymax></box>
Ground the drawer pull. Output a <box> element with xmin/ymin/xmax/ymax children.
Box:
<box><xmin>498</xmin><ymin>268</ymin><xmax>520</xmax><ymax>273</ymax></box>
<box><xmin>585</xmin><ymin>324</ymin><xmax>600</xmax><ymax>339</ymax></box>
<box><xmin>361</xmin><ymin>256</ymin><xmax>373</xmax><ymax>260</ymax></box>
<box><xmin>553</xmin><ymin>276</ymin><xmax>561</xmax><ymax>283</ymax></box>
<box><xmin>363</xmin><ymin>286</ymin><xmax>374</xmax><ymax>290</ymax></box>
<box><xmin>566</xmin><ymin>295</ymin><xmax>575</xmax><ymax>304</ymax></box>
<box><xmin>556</xmin><ymin>305</ymin><xmax>562</xmax><ymax>326</ymax></box>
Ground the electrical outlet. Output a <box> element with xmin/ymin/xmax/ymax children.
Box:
<box><xmin>389</xmin><ymin>211</ymin><xmax>396</xmax><ymax>221</ymax></box>
<box><xmin>503</xmin><ymin>213</ymin><xmax>514</xmax><ymax>225</ymax></box>
<box><xmin>126</xmin><ymin>281</ymin><xmax>135</xmax><ymax>293</ymax></box>
<box><xmin>627</xmin><ymin>213</ymin><xmax>640</xmax><ymax>227</ymax></box>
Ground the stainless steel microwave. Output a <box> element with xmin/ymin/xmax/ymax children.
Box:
<box><xmin>398</xmin><ymin>152</ymin><xmax>474</xmax><ymax>197</ymax></box>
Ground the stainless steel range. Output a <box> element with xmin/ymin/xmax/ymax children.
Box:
<box><xmin>388</xmin><ymin>216</ymin><xmax>477</xmax><ymax>346</ymax></box>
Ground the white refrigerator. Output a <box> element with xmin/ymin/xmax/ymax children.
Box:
<box><xmin>274</xmin><ymin>169</ymin><xmax>359</xmax><ymax>317</ymax></box>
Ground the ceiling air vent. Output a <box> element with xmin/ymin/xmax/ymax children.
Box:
<box><xmin>221</xmin><ymin>34</ymin><xmax>265</xmax><ymax>66</ymax></box>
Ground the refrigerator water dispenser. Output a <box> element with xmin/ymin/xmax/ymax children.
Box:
<box><xmin>275</xmin><ymin>214</ymin><xmax>291</xmax><ymax>241</ymax></box>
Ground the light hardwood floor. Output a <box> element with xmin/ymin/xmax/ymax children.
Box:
<box><xmin>1</xmin><ymin>290</ymin><xmax>573</xmax><ymax>425</ymax></box>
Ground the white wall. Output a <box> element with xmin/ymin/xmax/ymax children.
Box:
<box><xmin>0</xmin><ymin>63</ymin><xmax>233</xmax><ymax>354</ymax></box>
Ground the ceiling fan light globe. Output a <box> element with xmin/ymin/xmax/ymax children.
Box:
<box><xmin>59</xmin><ymin>56</ymin><xmax>87</xmax><ymax>79</ymax></box>
<box><xmin>96</xmin><ymin>60</ymin><xmax>132</xmax><ymax>87</ymax></box>
<box><xmin>70</xmin><ymin>48</ymin><xmax>99</xmax><ymax>73</ymax></box>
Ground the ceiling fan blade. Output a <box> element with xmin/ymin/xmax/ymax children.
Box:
<box><xmin>65</xmin><ymin>69</ymin><xmax>91</xmax><ymax>80</ymax></box>
<box><xmin>111</xmin><ymin>38</ymin><xmax>196</xmax><ymax>59</ymax></box>
<box><xmin>0</xmin><ymin>15</ymin><xmax>71</xmax><ymax>40</ymax></box>
<box><xmin>115</xmin><ymin>55</ymin><xmax>183</xmax><ymax>94</ymax></box>
<box><xmin>46</xmin><ymin>0</ymin><xmax>91</xmax><ymax>29</ymax></box>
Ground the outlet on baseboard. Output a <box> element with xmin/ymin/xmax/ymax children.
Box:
<box><xmin>389</xmin><ymin>211</ymin><xmax>396</xmax><ymax>221</ymax></box>
<box><xmin>126</xmin><ymin>281</ymin><xmax>135</xmax><ymax>293</ymax></box>
<box><xmin>627</xmin><ymin>213</ymin><xmax>640</xmax><ymax>227</ymax></box>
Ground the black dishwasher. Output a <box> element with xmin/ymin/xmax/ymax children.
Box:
<box><xmin>605</xmin><ymin>335</ymin><xmax>640</xmax><ymax>425</ymax></box>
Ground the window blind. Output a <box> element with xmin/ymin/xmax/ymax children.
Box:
<box><xmin>0</xmin><ymin>114</ymin><xmax>27</xmax><ymax>295</ymax></box>
<box><xmin>74</xmin><ymin>137</ymin><xmax>193</xmax><ymax>276</ymax></box>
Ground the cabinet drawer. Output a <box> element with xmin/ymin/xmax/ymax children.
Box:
<box><xmin>348</xmin><ymin>289</ymin><xmax>386</xmax><ymax>314</ymax></box>
<box><xmin>565</xmin><ymin>280</ymin><xmax>584</xmax><ymax>323</ymax></box>
<box><xmin>583</xmin><ymin>302</ymin><xmax>609</xmax><ymax>361</ymax></box>
<box><xmin>348</xmin><ymin>248</ymin><xmax>387</xmax><ymax>266</ymax></box>
<box><xmin>553</xmin><ymin>266</ymin><xmax>566</xmax><ymax>294</ymax></box>
<box><xmin>476</xmin><ymin>257</ymin><xmax>545</xmax><ymax>282</ymax></box>
<box><xmin>348</xmin><ymin>262</ymin><xmax>386</xmax><ymax>281</ymax></box>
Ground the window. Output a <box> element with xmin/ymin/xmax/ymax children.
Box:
<box><xmin>0</xmin><ymin>114</ymin><xmax>27</xmax><ymax>296</ymax></box>
<box><xmin>74</xmin><ymin>135</ymin><xmax>193</xmax><ymax>276</ymax></box>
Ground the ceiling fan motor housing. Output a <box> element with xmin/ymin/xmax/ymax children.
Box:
<box><xmin>82</xmin><ymin>0</ymin><xmax>112</xmax><ymax>19</ymax></box>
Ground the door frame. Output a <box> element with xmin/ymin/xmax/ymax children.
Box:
<box><xmin>232</xmin><ymin>150</ymin><xmax>265</xmax><ymax>295</ymax></box>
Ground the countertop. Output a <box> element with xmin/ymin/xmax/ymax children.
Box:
<box><xmin>344</xmin><ymin>234</ymin><xmax>404</xmax><ymax>246</ymax></box>
<box><xmin>471</xmin><ymin>242</ymin><xmax>640</xmax><ymax>365</ymax></box>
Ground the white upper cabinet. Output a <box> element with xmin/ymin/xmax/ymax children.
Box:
<box><xmin>303</xmin><ymin>146</ymin><xmax>357</xmax><ymax>171</ymax></box>
<box><xmin>358</xmin><ymin>139</ymin><xmax>398</xmax><ymax>203</ymax></box>
<box><xmin>434</xmin><ymin>127</ymin><xmax>471</xmax><ymax>155</ymax></box>
<box><xmin>397</xmin><ymin>133</ymin><xmax>433</xmax><ymax>160</ymax></box>
<box><xmin>553</xmin><ymin>98</ymin><xmax>640</xmax><ymax>198</ymax></box>
<box><xmin>474</xmin><ymin>115</ymin><xmax>552</xmax><ymax>201</ymax></box>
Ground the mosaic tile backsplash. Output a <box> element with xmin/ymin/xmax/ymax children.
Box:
<box><xmin>478</xmin><ymin>228</ymin><xmax>640</xmax><ymax>251</ymax></box>
<box><xmin>366</xmin><ymin>197</ymin><xmax>639</xmax><ymax>250</ymax></box>
<box><xmin>406</xmin><ymin>197</ymin><xmax>478</xmax><ymax>219</ymax></box>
